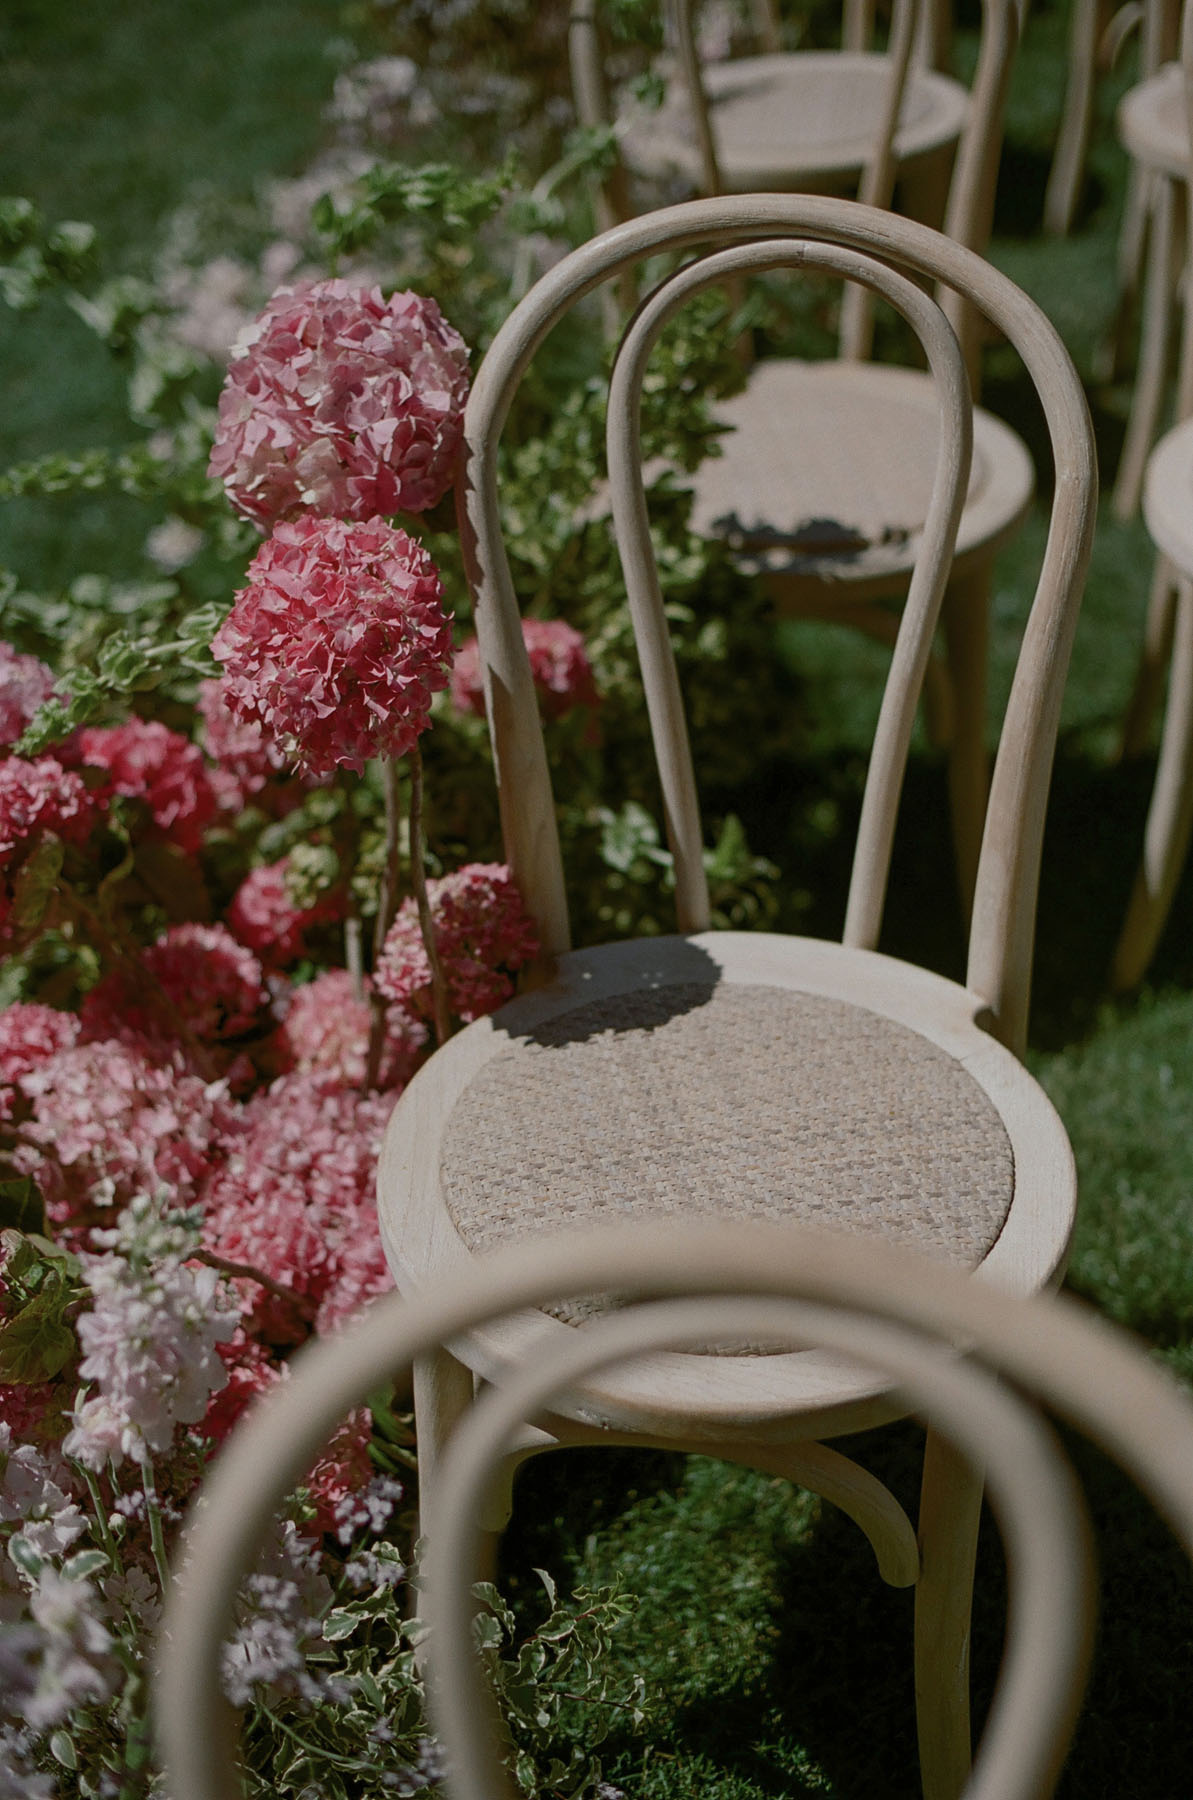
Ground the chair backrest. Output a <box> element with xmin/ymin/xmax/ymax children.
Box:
<box><xmin>568</xmin><ymin>0</ymin><xmax>1020</xmax><ymax>373</ymax></box>
<box><xmin>156</xmin><ymin>1221</ymin><xmax>1193</xmax><ymax>1800</ymax></box>
<box><xmin>457</xmin><ymin>197</ymin><xmax>1096</xmax><ymax>1057</ymax></box>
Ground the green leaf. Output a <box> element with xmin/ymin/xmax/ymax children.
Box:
<box><xmin>62</xmin><ymin>1548</ymin><xmax>110</xmax><ymax>1581</ymax></box>
<box><xmin>10</xmin><ymin>834</ymin><xmax>65</xmax><ymax>931</ymax></box>
<box><xmin>0</xmin><ymin>1304</ymin><xmax>77</xmax><ymax>1383</ymax></box>
<box><xmin>322</xmin><ymin>1609</ymin><xmax>365</xmax><ymax>1642</ymax></box>
<box><xmin>9</xmin><ymin>1532</ymin><xmax>44</xmax><ymax>1577</ymax></box>
<box><xmin>49</xmin><ymin>1731</ymin><xmax>77</xmax><ymax>1770</ymax></box>
<box><xmin>0</xmin><ymin>1178</ymin><xmax>48</xmax><ymax>1237</ymax></box>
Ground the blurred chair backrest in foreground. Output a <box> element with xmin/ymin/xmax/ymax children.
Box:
<box><xmin>157</xmin><ymin>1222</ymin><xmax>1193</xmax><ymax>1800</ymax></box>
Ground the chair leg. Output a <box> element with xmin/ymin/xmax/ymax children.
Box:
<box><xmin>1120</xmin><ymin>556</ymin><xmax>1178</xmax><ymax>760</ymax></box>
<box><xmin>413</xmin><ymin>1345</ymin><xmax>476</xmax><ymax>1539</ymax></box>
<box><xmin>941</xmin><ymin>569</ymin><xmax>991</xmax><ymax>924</ymax></box>
<box><xmin>1113</xmin><ymin>173</ymin><xmax>1179</xmax><ymax>522</ymax></box>
<box><xmin>1043</xmin><ymin>0</ymin><xmax>1102</xmax><ymax>236</ymax></box>
<box><xmin>1112</xmin><ymin>575</ymin><xmax>1193</xmax><ymax>990</ymax></box>
<box><xmin>914</xmin><ymin>1428</ymin><xmax>984</xmax><ymax>1800</ymax></box>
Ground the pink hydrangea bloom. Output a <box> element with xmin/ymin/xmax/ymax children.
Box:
<box><xmin>0</xmin><ymin>1003</ymin><xmax>79</xmax><ymax>1123</ymax></box>
<box><xmin>200</xmin><ymin>1071</ymin><xmax>393</xmax><ymax>1344</ymax></box>
<box><xmin>274</xmin><ymin>968</ymin><xmax>426</xmax><ymax>1090</ymax></box>
<box><xmin>228</xmin><ymin>858</ymin><xmax>343</xmax><ymax>970</ymax></box>
<box><xmin>14</xmin><ymin>1040</ymin><xmax>238</xmax><ymax>1230</ymax></box>
<box><xmin>211</xmin><ymin>515</ymin><xmax>454</xmax><ymax>778</ymax></box>
<box><xmin>80</xmin><ymin>923</ymin><xmax>270</xmax><ymax>1048</ymax></box>
<box><xmin>0</xmin><ymin>644</ymin><xmax>57</xmax><ymax>747</ymax></box>
<box><xmin>200</xmin><ymin>1331</ymin><xmax>281</xmax><ymax>1448</ymax></box>
<box><xmin>79</xmin><ymin>719</ymin><xmax>216</xmax><ymax>855</ymax></box>
<box><xmin>374</xmin><ymin>862</ymin><xmax>539</xmax><ymax>1023</ymax></box>
<box><xmin>0</xmin><ymin>756</ymin><xmax>98</xmax><ymax>942</ymax></box>
<box><xmin>451</xmin><ymin>618</ymin><xmax>600</xmax><ymax>721</ymax></box>
<box><xmin>208</xmin><ymin>279</ymin><xmax>470</xmax><ymax>528</ymax></box>
<box><xmin>196</xmin><ymin>676</ymin><xmax>295</xmax><ymax>806</ymax></box>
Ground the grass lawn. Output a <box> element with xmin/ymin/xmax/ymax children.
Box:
<box><xmin>5</xmin><ymin>0</ymin><xmax>1193</xmax><ymax>1793</ymax></box>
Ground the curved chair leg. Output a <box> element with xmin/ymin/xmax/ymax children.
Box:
<box><xmin>1120</xmin><ymin>556</ymin><xmax>1178</xmax><ymax>759</ymax></box>
<box><xmin>1112</xmin><ymin>575</ymin><xmax>1193</xmax><ymax>990</ymax></box>
<box><xmin>1113</xmin><ymin>172</ymin><xmax>1179</xmax><ymax>522</ymax></box>
<box><xmin>941</xmin><ymin>568</ymin><xmax>991</xmax><ymax>923</ymax></box>
<box><xmin>915</xmin><ymin>1428</ymin><xmax>984</xmax><ymax>1800</ymax></box>
<box><xmin>1095</xmin><ymin>163</ymin><xmax>1153</xmax><ymax>384</ymax></box>
<box><xmin>1044</xmin><ymin>0</ymin><xmax>1102</xmax><ymax>236</ymax></box>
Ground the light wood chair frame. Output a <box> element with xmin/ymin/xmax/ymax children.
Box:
<box><xmin>365</xmin><ymin>197</ymin><xmax>1097</xmax><ymax>1799</ymax></box>
<box><xmin>158</xmin><ymin>1223</ymin><xmax>1193</xmax><ymax>1800</ymax></box>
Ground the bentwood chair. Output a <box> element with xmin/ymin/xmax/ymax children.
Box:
<box><xmin>360</xmin><ymin>199</ymin><xmax>1091</xmax><ymax>1798</ymax></box>
<box><xmin>1112</xmin><ymin>0</ymin><xmax>1193</xmax><ymax>987</ymax></box>
<box><xmin>577</xmin><ymin>0</ymin><xmax>1029</xmax><ymax>914</ymax></box>
<box><xmin>158</xmin><ymin>1224</ymin><xmax>1193</xmax><ymax>1800</ymax></box>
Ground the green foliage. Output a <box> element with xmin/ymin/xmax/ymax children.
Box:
<box><xmin>0</xmin><ymin>1226</ymin><xmax>85</xmax><ymax>1385</ymax></box>
<box><xmin>0</xmin><ymin>197</ymin><xmax>99</xmax><ymax>311</ymax></box>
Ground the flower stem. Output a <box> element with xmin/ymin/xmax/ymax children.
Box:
<box><xmin>190</xmin><ymin>1247</ymin><xmax>317</xmax><ymax>1325</ymax></box>
<box><xmin>141</xmin><ymin>1467</ymin><xmax>173</xmax><ymax>1595</ymax></box>
<box><xmin>345</xmin><ymin>916</ymin><xmax>364</xmax><ymax>1004</ymax></box>
<box><xmin>407</xmin><ymin>742</ymin><xmax>450</xmax><ymax>1047</ymax></box>
<box><xmin>365</xmin><ymin>758</ymin><xmax>404</xmax><ymax>1089</ymax></box>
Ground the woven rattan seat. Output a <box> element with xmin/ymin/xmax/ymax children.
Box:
<box><xmin>441</xmin><ymin>982</ymin><xmax>1013</xmax><ymax>1323</ymax></box>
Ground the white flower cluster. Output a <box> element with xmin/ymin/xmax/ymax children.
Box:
<box><xmin>63</xmin><ymin>1198</ymin><xmax>239</xmax><ymax>1470</ymax></box>
<box><xmin>219</xmin><ymin>1519</ymin><xmax>333</xmax><ymax>1708</ymax></box>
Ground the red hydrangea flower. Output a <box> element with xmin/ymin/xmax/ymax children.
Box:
<box><xmin>211</xmin><ymin>515</ymin><xmax>454</xmax><ymax>777</ymax></box>
<box><xmin>228</xmin><ymin>858</ymin><xmax>343</xmax><ymax>970</ymax></box>
<box><xmin>79</xmin><ymin>719</ymin><xmax>216</xmax><ymax>855</ymax></box>
<box><xmin>196</xmin><ymin>676</ymin><xmax>298</xmax><ymax>812</ymax></box>
<box><xmin>374</xmin><ymin>862</ymin><xmax>539</xmax><ymax>1024</ymax></box>
<box><xmin>200</xmin><ymin>1331</ymin><xmax>281</xmax><ymax>1448</ymax></box>
<box><xmin>451</xmin><ymin>618</ymin><xmax>600</xmax><ymax>721</ymax></box>
<box><xmin>274</xmin><ymin>968</ymin><xmax>426</xmax><ymax>1091</ymax></box>
<box><xmin>14</xmin><ymin>1038</ymin><xmax>238</xmax><ymax>1233</ymax></box>
<box><xmin>0</xmin><ymin>643</ymin><xmax>58</xmax><ymax>747</ymax></box>
<box><xmin>208</xmin><ymin>279</ymin><xmax>470</xmax><ymax>529</ymax></box>
<box><xmin>80</xmin><ymin>924</ymin><xmax>270</xmax><ymax>1049</ymax></box>
<box><xmin>0</xmin><ymin>1003</ymin><xmax>79</xmax><ymax>1124</ymax></box>
<box><xmin>200</xmin><ymin>1071</ymin><xmax>393</xmax><ymax>1343</ymax></box>
<box><xmin>0</xmin><ymin>756</ymin><xmax>99</xmax><ymax>942</ymax></box>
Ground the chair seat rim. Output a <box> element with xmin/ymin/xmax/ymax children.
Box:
<box><xmin>376</xmin><ymin>931</ymin><xmax>1076</xmax><ymax>1443</ymax></box>
<box><xmin>685</xmin><ymin>358</ymin><xmax>1036</xmax><ymax>586</ymax></box>
<box><xmin>622</xmin><ymin>53</ymin><xmax>969</xmax><ymax>186</ymax></box>
<box><xmin>1143</xmin><ymin>414</ymin><xmax>1193</xmax><ymax>572</ymax></box>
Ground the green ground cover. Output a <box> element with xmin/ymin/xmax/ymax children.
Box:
<box><xmin>5</xmin><ymin>0</ymin><xmax>1193</xmax><ymax>1792</ymax></box>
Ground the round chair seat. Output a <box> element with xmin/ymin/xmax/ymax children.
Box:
<box><xmin>622</xmin><ymin>53</ymin><xmax>969</xmax><ymax>192</ymax></box>
<box><xmin>1118</xmin><ymin>62</ymin><xmax>1187</xmax><ymax>178</ymax></box>
<box><xmin>377</xmin><ymin>932</ymin><xmax>1076</xmax><ymax>1442</ymax></box>
<box><xmin>1143</xmin><ymin>414</ymin><xmax>1193</xmax><ymax>571</ymax></box>
<box><xmin>685</xmin><ymin>358</ymin><xmax>1035</xmax><ymax>596</ymax></box>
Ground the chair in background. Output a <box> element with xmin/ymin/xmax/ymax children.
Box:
<box><xmin>364</xmin><ymin>197</ymin><xmax>1093</xmax><ymax>1799</ymax></box>
<box><xmin>576</xmin><ymin>0</ymin><xmax>1028</xmax><ymax>915</ymax></box>
<box><xmin>1103</xmin><ymin>0</ymin><xmax>1187</xmax><ymax>518</ymax></box>
<box><xmin>1112</xmin><ymin>0</ymin><xmax>1193</xmax><ymax>987</ymax></box>
<box><xmin>158</xmin><ymin>1222</ymin><xmax>1193</xmax><ymax>1800</ymax></box>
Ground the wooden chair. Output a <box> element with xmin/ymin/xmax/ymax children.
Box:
<box><xmin>578</xmin><ymin>0</ymin><xmax>1028</xmax><ymax>914</ymax></box>
<box><xmin>1105</xmin><ymin>0</ymin><xmax>1187</xmax><ymax>518</ymax></box>
<box><xmin>1111</xmin><ymin>0</ymin><xmax>1193</xmax><ymax>987</ymax></box>
<box><xmin>355</xmin><ymin>197</ymin><xmax>1090</xmax><ymax>1798</ymax></box>
<box><xmin>157</xmin><ymin>1222</ymin><xmax>1193</xmax><ymax>1800</ymax></box>
<box><xmin>571</xmin><ymin>0</ymin><xmax>968</xmax><ymax>233</ymax></box>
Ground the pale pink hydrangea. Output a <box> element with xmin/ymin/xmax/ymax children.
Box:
<box><xmin>79</xmin><ymin>719</ymin><xmax>216</xmax><ymax>855</ymax></box>
<box><xmin>0</xmin><ymin>644</ymin><xmax>57</xmax><ymax>748</ymax></box>
<box><xmin>0</xmin><ymin>1004</ymin><xmax>79</xmax><ymax>1124</ymax></box>
<box><xmin>374</xmin><ymin>862</ymin><xmax>539</xmax><ymax>1023</ymax></box>
<box><xmin>275</xmin><ymin>968</ymin><xmax>426</xmax><ymax>1090</ymax></box>
<box><xmin>211</xmin><ymin>515</ymin><xmax>454</xmax><ymax>777</ymax></box>
<box><xmin>63</xmin><ymin>1251</ymin><xmax>238</xmax><ymax>1468</ymax></box>
<box><xmin>14</xmin><ymin>1040</ymin><xmax>237</xmax><ymax>1229</ymax></box>
<box><xmin>228</xmin><ymin>858</ymin><xmax>343</xmax><ymax>970</ymax></box>
<box><xmin>200</xmin><ymin>1071</ymin><xmax>393</xmax><ymax>1343</ymax></box>
<box><xmin>451</xmin><ymin>618</ymin><xmax>600</xmax><ymax>721</ymax></box>
<box><xmin>208</xmin><ymin>279</ymin><xmax>470</xmax><ymax>528</ymax></box>
<box><xmin>80</xmin><ymin>923</ymin><xmax>270</xmax><ymax>1048</ymax></box>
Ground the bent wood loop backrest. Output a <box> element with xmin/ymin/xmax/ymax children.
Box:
<box><xmin>457</xmin><ymin>197</ymin><xmax>1098</xmax><ymax>1056</ymax></box>
<box><xmin>567</xmin><ymin>0</ymin><xmax>1020</xmax><ymax>376</ymax></box>
<box><xmin>156</xmin><ymin>1223</ymin><xmax>1193</xmax><ymax>1800</ymax></box>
